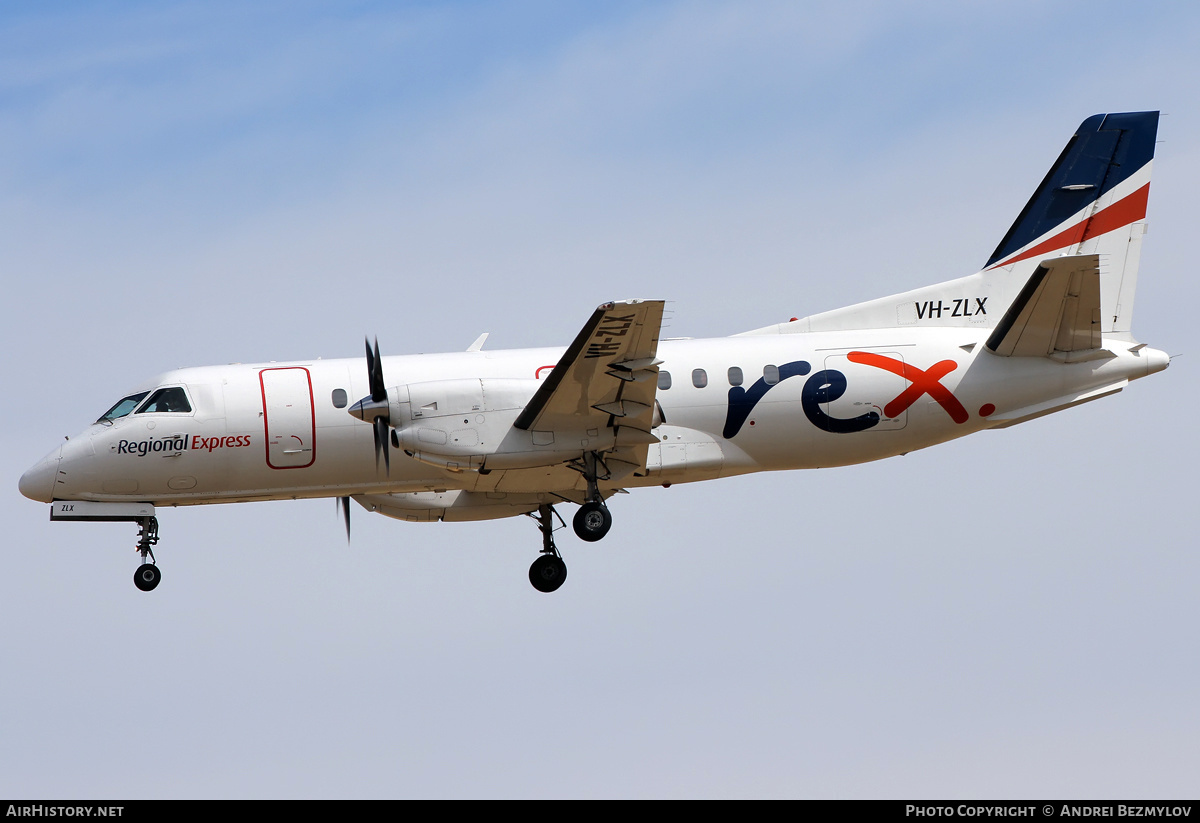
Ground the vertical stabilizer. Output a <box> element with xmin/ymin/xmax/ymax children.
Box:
<box><xmin>739</xmin><ymin>112</ymin><xmax>1160</xmax><ymax>339</ymax></box>
<box><xmin>986</xmin><ymin>112</ymin><xmax>1159</xmax><ymax>338</ymax></box>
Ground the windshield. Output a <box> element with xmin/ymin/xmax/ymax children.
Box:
<box><xmin>97</xmin><ymin>392</ymin><xmax>149</xmax><ymax>424</ymax></box>
<box><xmin>136</xmin><ymin>387</ymin><xmax>192</xmax><ymax>414</ymax></box>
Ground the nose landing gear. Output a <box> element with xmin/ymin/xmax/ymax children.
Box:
<box><xmin>47</xmin><ymin>502</ymin><xmax>164</xmax><ymax>592</ymax></box>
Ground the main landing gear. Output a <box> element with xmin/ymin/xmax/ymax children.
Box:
<box><xmin>571</xmin><ymin>450</ymin><xmax>613</xmax><ymax>542</ymax></box>
<box><xmin>573</xmin><ymin>501</ymin><xmax>612</xmax><ymax>542</ymax></box>
<box><xmin>132</xmin><ymin>516</ymin><xmax>161</xmax><ymax>592</ymax></box>
<box><xmin>528</xmin><ymin>504</ymin><xmax>568</xmax><ymax>593</ymax></box>
<box><xmin>526</xmin><ymin>452</ymin><xmax>615</xmax><ymax>593</ymax></box>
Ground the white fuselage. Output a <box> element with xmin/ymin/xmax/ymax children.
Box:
<box><xmin>20</xmin><ymin>327</ymin><xmax>1168</xmax><ymax>518</ymax></box>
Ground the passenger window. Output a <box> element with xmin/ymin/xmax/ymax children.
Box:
<box><xmin>97</xmin><ymin>392</ymin><xmax>149</xmax><ymax>424</ymax></box>
<box><xmin>763</xmin><ymin>365</ymin><xmax>780</xmax><ymax>385</ymax></box>
<box><xmin>658</xmin><ymin>370</ymin><xmax>672</xmax><ymax>390</ymax></box>
<box><xmin>137</xmin><ymin>387</ymin><xmax>192</xmax><ymax>414</ymax></box>
<box><xmin>332</xmin><ymin>388</ymin><xmax>348</xmax><ymax>409</ymax></box>
<box><xmin>692</xmin><ymin>368</ymin><xmax>708</xmax><ymax>388</ymax></box>
<box><xmin>728</xmin><ymin>366</ymin><xmax>743</xmax><ymax>387</ymax></box>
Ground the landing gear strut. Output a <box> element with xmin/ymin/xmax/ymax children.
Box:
<box><xmin>527</xmin><ymin>504</ymin><xmax>567</xmax><ymax>593</ymax></box>
<box><xmin>133</xmin><ymin>516</ymin><xmax>160</xmax><ymax>592</ymax></box>
<box><xmin>571</xmin><ymin>451</ymin><xmax>613</xmax><ymax>542</ymax></box>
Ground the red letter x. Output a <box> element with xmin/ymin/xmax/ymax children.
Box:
<box><xmin>846</xmin><ymin>351</ymin><xmax>969</xmax><ymax>424</ymax></box>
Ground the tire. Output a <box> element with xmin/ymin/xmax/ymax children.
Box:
<box><xmin>573</xmin><ymin>501</ymin><xmax>612</xmax><ymax>542</ymax></box>
<box><xmin>529</xmin><ymin>555</ymin><xmax>567</xmax><ymax>593</ymax></box>
<box><xmin>134</xmin><ymin>563</ymin><xmax>161</xmax><ymax>592</ymax></box>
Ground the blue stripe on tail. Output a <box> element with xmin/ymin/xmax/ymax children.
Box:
<box><xmin>986</xmin><ymin>111</ymin><xmax>1159</xmax><ymax>269</ymax></box>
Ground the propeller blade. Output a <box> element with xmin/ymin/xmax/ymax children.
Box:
<box><xmin>373</xmin><ymin>415</ymin><xmax>390</xmax><ymax>474</ymax></box>
<box><xmin>338</xmin><ymin>496</ymin><xmax>351</xmax><ymax>543</ymax></box>
<box><xmin>361</xmin><ymin>336</ymin><xmax>391</xmax><ymax>474</ymax></box>
<box><xmin>369</xmin><ymin>337</ymin><xmax>387</xmax><ymax>403</ymax></box>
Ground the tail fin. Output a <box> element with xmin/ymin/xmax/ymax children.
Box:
<box><xmin>739</xmin><ymin>112</ymin><xmax>1159</xmax><ymax>339</ymax></box>
<box><xmin>986</xmin><ymin>111</ymin><xmax>1159</xmax><ymax>337</ymax></box>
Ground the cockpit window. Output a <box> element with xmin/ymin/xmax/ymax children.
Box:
<box><xmin>136</xmin><ymin>387</ymin><xmax>192</xmax><ymax>414</ymax></box>
<box><xmin>97</xmin><ymin>392</ymin><xmax>150</xmax><ymax>424</ymax></box>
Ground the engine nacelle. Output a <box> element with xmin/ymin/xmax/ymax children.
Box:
<box><xmin>388</xmin><ymin>378</ymin><xmax>616</xmax><ymax>471</ymax></box>
<box><xmin>354</xmin><ymin>490</ymin><xmax>547</xmax><ymax>522</ymax></box>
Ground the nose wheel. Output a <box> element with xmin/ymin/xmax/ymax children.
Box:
<box><xmin>133</xmin><ymin>516</ymin><xmax>160</xmax><ymax>592</ymax></box>
<box><xmin>134</xmin><ymin>563</ymin><xmax>161</xmax><ymax>591</ymax></box>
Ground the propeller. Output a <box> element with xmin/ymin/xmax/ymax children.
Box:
<box><xmin>349</xmin><ymin>336</ymin><xmax>392</xmax><ymax>474</ymax></box>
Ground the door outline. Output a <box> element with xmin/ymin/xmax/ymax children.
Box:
<box><xmin>259</xmin><ymin>367</ymin><xmax>317</xmax><ymax>469</ymax></box>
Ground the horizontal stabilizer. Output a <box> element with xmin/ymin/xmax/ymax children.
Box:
<box><xmin>986</xmin><ymin>254</ymin><xmax>1102</xmax><ymax>357</ymax></box>
<box><xmin>987</xmin><ymin>381</ymin><xmax>1127</xmax><ymax>428</ymax></box>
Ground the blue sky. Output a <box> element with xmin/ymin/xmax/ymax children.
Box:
<box><xmin>3</xmin><ymin>1</ymin><xmax>1199</xmax><ymax>798</ymax></box>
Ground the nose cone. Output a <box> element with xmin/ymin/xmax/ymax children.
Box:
<box><xmin>19</xmin><ymin>447</ymin><xmax>61</xmax><ymax>503</ymax></box>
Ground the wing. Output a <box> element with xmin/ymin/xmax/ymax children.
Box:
<box><xmin>514</xmin><ymin>299</ymin><xmax>665</xmax><ymax>479</ymax></box>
